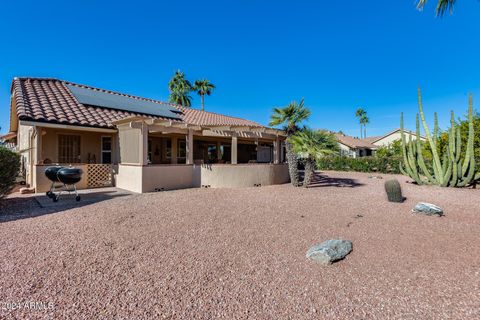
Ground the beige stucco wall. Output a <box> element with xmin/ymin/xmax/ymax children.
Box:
<box><xmin>115</xmin><ymin>164</ymin><xmax>144</xmax><ymax>193</ymax></box>
<box><xmin>115</xmin><ymin>164</ymin><xmax>201</xmax><ymax>193</ymax></box>
<box><xmin>115</xmin><ymin>163</ymin><xmax>289</xmax><ymax>193</ymax></box>
<box><xmin>17</xmin><ymin>123</ymin><xmax>32</xmax><ymax>155</ymax></box>
<box><xmin>142</xmin><ymin>165</ymin><xmax>200</xmax><ymax>192</ymax></box>
<box><xmin>118</xmin><ymin>125</ymin><xmax>141</xmax><ymax>164</ymax></box>
<box><xmin>200</xmin><ymin>163</ymin><xmax>290</xmax><ymax>188</ymax></box>
<box><xmin>17</xmin><ymin>124</ymin><xmax>34</xmax><ymax>186</ymax></box>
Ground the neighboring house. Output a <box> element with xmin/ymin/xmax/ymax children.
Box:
<box><xmin>0</xmin><ymin>132</ymin><xmax>17</xmax><ymax>151</ymax></box>
<box><xmin>335</xmin><ymin>133</ymin><xmax>378</xmax><ymax>158</ymax></box>
<box><xmin>364</xmin><ymin>128</ymin><xmax>426</xmax><ymax>147</ymax></box>
<box><xmin>2</xmin><ymin>78</ymin><xmax>289</xmax><ymax>193</ymax></box>
<box><xmin>335</xmin><ymin>129</ymin><xmax>425</xmax><ymax>158</ymax></box>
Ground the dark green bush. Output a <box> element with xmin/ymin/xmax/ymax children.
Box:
<box><xmin>317</xmin><ymin>156</ymin><xmax>401</xmax><ymax>174</ymax></box>
<box><xmin>0</xmin><ymin>147</ymin><xmax>20</xmax><ymax>199</ymax></box>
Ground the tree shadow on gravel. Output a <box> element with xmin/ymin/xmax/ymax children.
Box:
<box><xmin>0</xmin><ymin>189</ymin><xmax>132</xmax><ymax>223</ymax></box>
<box><xmin>305</xmin><ymin>172</ymin><xmax>364</xmax><ymax>188</ymax></box>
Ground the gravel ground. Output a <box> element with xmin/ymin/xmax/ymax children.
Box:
<box><xmin>0</xmin><ymin>171</ymin><xmax>479</xmax><ymax>319</ymax></box>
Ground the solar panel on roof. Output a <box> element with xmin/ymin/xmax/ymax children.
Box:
<box><xmin>66</xmin><ymin>84</ymin><xmax>182</xmax><ymax>120</ymax></box>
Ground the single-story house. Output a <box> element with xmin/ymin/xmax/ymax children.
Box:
<box><xmin>335</xmin><ymin>129</ymin><xmax>425</xmax><ymax>158</ymax></box>
<box><xmin>2</xmin><ymin>77</ymin><xmax>289</xmax><ymax>193</ymax></box>
<box><xmin>335</xmin><ymin>133</ymin><xmax>378</xmax><ymax>158</ymax></box>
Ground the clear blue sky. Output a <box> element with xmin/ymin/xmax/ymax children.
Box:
<box><xmin>1</xmin><ymin>0</ymin><xmax>479</xmax><ymax>137</ymax></box>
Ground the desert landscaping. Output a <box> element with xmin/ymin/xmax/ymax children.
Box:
<box><xmin>1</xmin><ymin>171</ymin><xmax>479</xmax><ymax>319</ymax></box>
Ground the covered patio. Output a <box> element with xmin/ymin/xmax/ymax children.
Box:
<box><xmin>114</xmin><ymin>117</ymin><xmax>289</xmax><ymax>193</ymax></box>
<box><xmin>16</xmin><ymin>121</ymin><xmax>118</xmax><ymax>193</ymax></box>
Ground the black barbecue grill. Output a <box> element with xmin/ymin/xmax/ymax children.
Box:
<box><xmin>45</xmin><ymin>166</ymin><xmax>83</xmax><ymax>202</ymax></box>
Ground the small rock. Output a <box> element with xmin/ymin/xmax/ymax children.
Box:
<box><xmin>412</xmin><ymin>202</ymin><xmax>444</xmax><ymax>216</ymax></box>
<box><xmin>306</xmin><ymin>239</ymin><xmax>353</xmax><ymax>265</ymax></box>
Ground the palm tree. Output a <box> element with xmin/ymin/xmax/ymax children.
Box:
<box><xmin>193</xmin><ymin>79</ymin><xmax>215</xmax><ymax>111</ymax></box>
<box><xmin>417</xmin><ymin>0</ymin><xmax>456</xmax><ymax>16</ymax></box>
<box><xmin>361</xmin><ymin>114</ymin><xmax>370</xmax><ymax>138</ymax></box>
<box><xmin>269</xmin><ymin>98</ymin><xmax>311</xmax><ymax>187</ymax></box>
<box><xmin>168</xmin><ymin>70</ymin><xmax>193</xmax><ymax>107</ymax></box>
<box><xmin>169</xmin><ymin>87</ymin><xmax>192</xmax><ymax>107</ymax></box>
<box><xmin>355</xmin><ymin>108</ymin><xmax>366</xmax><ymax>138</ymax></box>
<box><xmin>289</xmin><ymin>128</ymin><xmax>339</xmax><ymax>187</ymax></box>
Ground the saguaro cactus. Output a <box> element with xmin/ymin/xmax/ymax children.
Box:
<box><xmin>400</xmin><ymin>88</ymin><xmax>480</xmax><ymax>187</ymax></box>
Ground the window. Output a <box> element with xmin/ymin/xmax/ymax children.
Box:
<box><xmin>164</xmin><ymin>139</ymin><xmax>172</xmax><ymax>159</ymax></box>
<box><xmin>101</xmin><ymin>136</ymin><xmax>112</xmax><ymax>164</ymax></box>
<box><xmin>58</xmin><ymin>135</ymin><xmax>81</xmax><ymax>163</ymax></box>
<box><xmin>148</xmin><ymin>139</ymin><xmax>152</xmax><ymax>163</ymax></box>
<box><xmin>207</xmin><ymin>144</ymin><xmax>217</xmax><ymax>162</ymax></box>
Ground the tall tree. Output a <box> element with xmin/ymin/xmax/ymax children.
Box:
<box><xmin>361</xmin><ymin>114</ymin><xmax>370</xmax><ymax>138</ymax></box>
<box><xmin>289</xmin><ymin>128</ymin><xmax>339</xmax><ymax>187</ymax></box>
<box><xmin>168</xmin><ymin>70</ymin><xmax>193</xmax><ymax>107</ymax></box>
<box><xmin>417</xmin><ymin>0</ymin><xmax>456</xmax><ymax>16</ymax></box>
<box><xmin>193</xmin><ymin>79</ymin><xmax>215</xmax><ymax>111</ymax></box>
<box><xmin>269</xmin><ymin>98</ymin><xmax>311</xmax><ymax>187</ymax></box>
<box><xmin>355</xmin><ymin>108</ymin><xmax>366</xmax><ymax>138</ymax></box>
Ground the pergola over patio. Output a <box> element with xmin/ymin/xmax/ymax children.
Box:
<box><xmin>113</xmin><ymin>116</ymin><xmax>290</xmax><ymax>192</ymax></box>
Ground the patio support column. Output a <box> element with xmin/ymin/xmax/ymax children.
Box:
<box><xmin>186</xmin><ymin>129</ymin><xmax>194</xmax><ymax>165</ymax></box>
<box><xmin>231</xmin><ymin>135</ymin><xmax>238</xmax><ymax>164</ymax></box>
<box><xmin>280</xmin><ymin>141</ymin><xmax>285</xmax><ymax>163</ymax></box>
<box><xmin>34</xmin><ymin>126</ymin><xmax>42</xmax><ymax>164</ymax></box>
<box><xmin>216</xmin><ymin>141</ymin><xmax>222</xmax><ymax>161</ymax></box>
<box><xmin>139</xmin><ymin>122</ymin><xmax>148</xmax><ymax>165</ymax></box>
<box><xmin>171</xmin><ymin>136</ymin><xmax>178</xmax><ymax>164</ymax></box>
<box><xmin>273</xmin><ymin>136</ymin><xmax>281</xmax><ymax>164</ymax></box>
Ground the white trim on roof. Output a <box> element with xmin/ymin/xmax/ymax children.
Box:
<box><xmin>19</xmin><ymin>121</ymin><xmax>117</xmax><ymax>133</ymax></box>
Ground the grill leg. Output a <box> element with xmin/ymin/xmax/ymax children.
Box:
<box><xmin>53</xmin><ymin>185</ymin><xmax>64</xmax><ymax>202</ymax></box>
<box><xmin>46</xmin><ymin>182</ymin><xmax>55</xmax><ymax>198</ymax></box>
<box><xmin>73</xmin><ymin>185</ymin><xmax>80</xmax><ymax>202</ymax></box>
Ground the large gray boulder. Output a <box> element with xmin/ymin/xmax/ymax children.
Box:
<box><xmin>306</xmin><ymin>239</ymin><xmax>353</xmax><ymax>265</ymax></box>
<box><xmin>412</xmin><ymin>202</ymin><xmax>444</xmax><ymax>216</ymax></box>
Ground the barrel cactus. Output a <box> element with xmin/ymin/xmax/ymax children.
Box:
<box><xmin>384</xmin><ymin>179</ymin><xmax>404</xmax><ymax>203</ymax></box>
<box><xmin>400</xmin><ymin>88</ymin><xmax>480</xmax><ymax>187</ymax></box>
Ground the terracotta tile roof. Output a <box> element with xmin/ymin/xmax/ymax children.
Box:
<box><xmin>10</xmin><ymin>78</ymin><xmax>263</xmax><ymax>129</ymax></box>
<box><xmin>335</xmin><ymin>133</ymin><xmax>378</xmax><ymax>149</ymax></box>
<box><xmin>362</xmin><ymin>136</ymin><xmax>382</xmax><ymax>144</ymax></box>
<box><xmin>0</xmin><ymin>132</ymin><xmax>16</xmax><ymax>141</ymax></box>
<box><xmin>178</xmin><ymin>106</ymin><xmax>261</xmax><ymax>127</ymax></box>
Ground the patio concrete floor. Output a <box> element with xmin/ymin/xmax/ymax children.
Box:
<box><xmin>34</xmin><ymin>187</ymin><xmax>133</xmax><ymax>208</ymax></box>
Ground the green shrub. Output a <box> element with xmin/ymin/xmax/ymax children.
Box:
<box><xmin>317</xmin><ymin>155</ymin><xmax>401</xmax><ymax>174</ymax></box>
<box><xmin>0</xmin><ymin>147</ymin><xmax>20</xmax><ymax>199</ymax></box>
<box><xmin>375</xmin><ymin>139</ymin><xmax>402</xmax><ymax>158</ymax></box>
